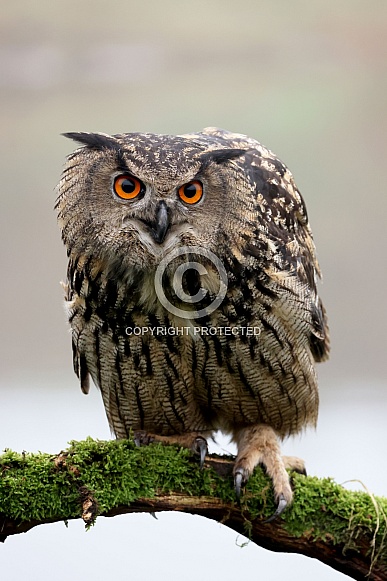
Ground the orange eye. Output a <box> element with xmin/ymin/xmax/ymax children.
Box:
<box><xmin>113</xmin><ymin>174</ymin><xmax>143</xmax><ymax>200</ymax></box>
<box><xmin>178</xmin><ymin>180</ymin><xmax>203</xmax><ymax>205</ymax></box>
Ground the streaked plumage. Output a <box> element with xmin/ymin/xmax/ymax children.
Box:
<box><xmin>56</xmin><ymin>127</ymin><xmax>329</xmax><ymax>515</ymax></box>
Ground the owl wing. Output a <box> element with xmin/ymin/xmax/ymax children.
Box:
<box><xmin>62</xmin><ymin>268</ymin><xmax>91</xmax><ymax>394</ymax></box>
<box><xmin>183</xmin><ymin>127</ymin><xmax>330</xmax><ymax>362</ymax></box>
<box><xmin>243</xmin><ymin>165</ymin><xmax>330</xmax><ymax>364</ymax></box>
<box><xmin>242</xmin><ymin>149</ymin><xmax>330</xmax><ymax>363</ymax></box>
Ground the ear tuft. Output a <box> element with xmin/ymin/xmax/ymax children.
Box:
<box><xmin>200</xmin><ymin>148</ymin><xmax>247</xmax><ymax>168</ymax></box>
<box><xmin>62</xmin><ymin>132</ymin><xmax>119</xmax><ymax>151</ymax></box>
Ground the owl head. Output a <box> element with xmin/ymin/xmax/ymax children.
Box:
<box><xmin>56</xmin><ymin>131</ymin><xmax>254</xmax><ymax>285</ymax></box>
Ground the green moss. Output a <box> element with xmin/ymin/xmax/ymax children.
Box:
<box><xmin>1</xmin><ymin>437</ymin><xmax>386</xmax><ymax>567</ymax></box>
<box><xmin>0</xmin><ymin>448</ymin><xmax>80</xmax><ymax>521</ymax></box>
<box><xmin>0</xmin><ymin>438</ymin><xmax>228</xmax><ymax>522</ymax></box>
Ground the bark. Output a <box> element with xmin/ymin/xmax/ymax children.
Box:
<box><xmin>0</xmin><ymin>439</ymin><xmax>386</xmax><ymax>580</ymax></box>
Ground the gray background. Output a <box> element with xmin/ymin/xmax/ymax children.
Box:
<box><xmin>1</xmin><ymin>1</ymin><xmax>386</xmax><ymax>579</ymax></box>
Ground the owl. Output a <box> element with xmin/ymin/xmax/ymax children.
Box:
<box><xmin>56</xmin><ymin>127</ymin><xmax>329</xmax><ymax>520</ymax></box>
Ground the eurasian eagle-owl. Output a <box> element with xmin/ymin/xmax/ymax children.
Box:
<box><xmin>56</xmin><ymin>127</ymin><xmax>329</xmax><ymax>518</ymax></box>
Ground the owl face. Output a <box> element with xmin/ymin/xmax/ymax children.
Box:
<box><xmin>57</xmin><ymin>132</ymin><xmax>248</xmax><ymax>277</ymax></box>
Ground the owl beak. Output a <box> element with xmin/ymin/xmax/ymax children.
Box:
<box><xmin>150</xmin><ymin>201</ymin><xmax>170</xmax><ymax>244</ymax></box>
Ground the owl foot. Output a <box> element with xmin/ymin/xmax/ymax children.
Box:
<box><xmin>133</xmin><ymin>431</ymin><xmax>208</xmax><ymax>468</ymax></box>
<box><xmin>233</xmin><ymin>424</ymin><xmax>304</xmax><ymax>521</ymax></box>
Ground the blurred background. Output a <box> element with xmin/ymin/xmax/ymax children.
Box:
<box><xmin>1</xmin><ymin>1</ymin><xmax>386</xmax><ymax>579</ymax></box>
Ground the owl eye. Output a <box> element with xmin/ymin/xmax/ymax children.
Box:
<box><xmin>113</xmin><ymin>174</ymin><xmax>143</xmax><ymax>200</ymax></box>
<box><xmin>178</xmin><ymin>181</ymin><xmax>203</xmax><ymax>205</ymax></box>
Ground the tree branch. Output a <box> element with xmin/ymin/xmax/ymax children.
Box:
<box><xmin>1</xmin><ymin>438</ymin><xmax>386</xmax><ymax>580</ymax></box>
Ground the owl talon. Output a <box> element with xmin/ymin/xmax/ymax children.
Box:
<box><xmin>234</xmin><ymin>469</ymin><xmax>246</xmax><ymax>500</ymax></box>
<box><xmin>264</xmin><ymin>493</ymin><xmax>287</xmax><ymax>523</ymax></box>
<box><xmin>133</xmin><ymin>430</ymin><xmax>155</xmax><ymax>447</ymax></box>
<box><xmin>193</xmin><ymin>436</ymin><xmax>208</xmax><ymax>468</ymax></box>
<box><xmin>283</xmin><ymin>455</ymin><xmax>307</xmax><ymax>476</ymax></box>
<box><xmin>295</xmin><ymin>466</ymin><xmax>307</xmax><ymax>476</ymax></box>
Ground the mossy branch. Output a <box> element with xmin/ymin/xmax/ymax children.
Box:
<box><xmin>1</xmin><ymin>439</ymin><xmax>386</xmax><ymax>580</ymax></box>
